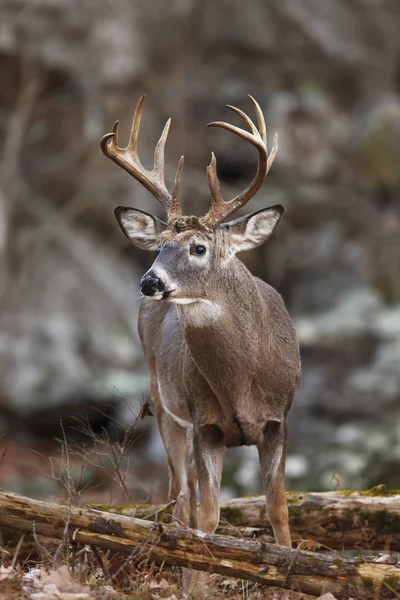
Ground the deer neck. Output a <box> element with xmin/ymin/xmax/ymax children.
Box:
<box><xmin>175</xmin><ymin>258</ymin><xmax>260</xmax><ymax>330</ymax></box>
<box><xmin>174</xmin><ymin>259</ymin><xmax>266</xmax><ymax>410</ymax></box>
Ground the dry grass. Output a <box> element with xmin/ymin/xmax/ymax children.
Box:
<box><xmin>0</xmin><ymin>541</ymin><xmax>305</xmax><ymax>600</ymax></box>
<box><xmin>0</xmin><ymin>420</ymin><xmax>312</xmax><ymax>599</ymax></box>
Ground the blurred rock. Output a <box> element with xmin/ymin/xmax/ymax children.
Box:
<box><xmin>346</xmin><ymin>95</ymin><xmax>400</xmax><ymax>193</ymax></box>
<box><xmin>288</xmin><ymin>288</ymin><xmax>400</xmax><ymax>489</ymax></box>
<box><xmin>268</xmin><ymin>90</ymin><xmax>344</xmax><ymax>179</ymax></box>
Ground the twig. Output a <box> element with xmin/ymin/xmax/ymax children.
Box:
<box><xmin>53</xmin><ymin>506</ymin><xmax>71</xmax><ymax>568</ymax></box>
<box><xmin>70</xmin><ymin>413</ymin><xmax>141</xmax><ymax>503</ymax></box>
<box><xmin>11</xmin><ymin>534</ymin><xmax>25</xmax><ymax>570</ymax></box>
<box><xmin>383</xmin><ymin>581</ymin><xmax>400</xmax><ymax>599</ymax></box>
<box><xmin>32</xmin><ymin>521</ymin><xmax>52</xmax><ymax>563</ymax></box>
<box><xmin>91</xmin><ymin>545</ymin><xmax>111</xmax><ymax>581</ymax></box>
<box><xmin>107</xmin><ymin>523</ymin><xmax>157</xmax><ymax>585</ymax></box>
<box><xmin>166</xmin><ymin>513</ymin><xmax>215</xmax><ymax>560</ymax></box>
<box><xmin>70</xmin><ymin>529</ymin><xmax>80</xmax><ymax>577</ymax></box>
<box><xmin>0</xmin><ymin>449</ymin><xmax>7</xmax><ymax>470</ymax></box>
<box><xmin>143</xmin><ymin>499</ymin><xmax>176</xmax><ymax>521</ymax></box>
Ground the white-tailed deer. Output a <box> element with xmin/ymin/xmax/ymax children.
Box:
<box><xmin>101</xmin><ymin>96</ymin><xmax>301</xmax><ymax>550</ymax></box>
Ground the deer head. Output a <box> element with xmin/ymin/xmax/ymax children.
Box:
<box><xmin>101</xmin><ymin>96</ymin><xmax>283</xmax><ymax>304</ymax></box>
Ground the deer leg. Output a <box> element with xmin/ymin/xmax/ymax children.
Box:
<box><xmin>187</xmin><ymin>430</ymin><xmax>198</xmax><ymax>529</ymax></box>
<box><xmin>193</xmin><ymin>424</ymin><xmax>224</xmax><ymax>533</ymax></box>
<box><xmin>157</xmin><ymin>409</ymin><xmax>193</xmax><ymax>527</ymax></box>
<box><xmin>184</xmin><ymin>424</ymin><xmax>224</xmax><ymax>593</ymax></box>
<box><xmin>149</xmin><ymin>368</ymin><xmax>195</xmax><ymax>525</ymax></box>
<box><xmin>258</xmin><ymin>420</ymin><xmax>291</xmax><ymax>547</ymax></box>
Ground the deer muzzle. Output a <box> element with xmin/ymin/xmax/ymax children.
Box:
<box><xmin>140</xmin><ymin>272</ymin><xmax>165</xmax><ymax>297</ymax></box>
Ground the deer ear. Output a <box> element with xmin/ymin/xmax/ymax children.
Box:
<box><xmin>221</xmin><ymin>205</ymin><xmax>284</xmax><ymax>253</ymax></box>
<box><xmin>114</xmin><ymin>207</ymin><xmax>167</xmax><ymax>251</ymax></box>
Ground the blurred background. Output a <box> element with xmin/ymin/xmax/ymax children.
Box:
<box><xmin>0</xmin><ymin>0</ymin><xmax>400</xmax><ymax>505</ymax></box>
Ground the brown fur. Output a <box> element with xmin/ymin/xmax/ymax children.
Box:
<box><xmin>138</xmin><ymin>236</ymin><xmax>300</xmax><ymax>547</ymax></box>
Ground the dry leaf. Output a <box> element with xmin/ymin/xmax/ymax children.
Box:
<box><xmin>159</xmin><ymin>578</ymin><xmax>170</xmax><ymax>590</ymax></box>
<box><xmin>33</xmin><ymin>565</ymin><xmax>72</xmax><ymax>588</ymax></box>
<box><xmin>0</xmin><ymin>565</ymin><xmax>14</xmax><ymax>581</ymax></box>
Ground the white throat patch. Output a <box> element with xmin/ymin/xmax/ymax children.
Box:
<box><xmin>176</xmin><ymin>299</ymin><xmax>222</xmax><ymax>327</ymax></box>
<box><xmin>170</xmin><ymin>298</ymin><xmax>198</xmax><ymax>305</ymax></box>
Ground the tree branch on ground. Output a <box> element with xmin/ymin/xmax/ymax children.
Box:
<box><xmin>98</xmin><ymin>487</ymin><xmax>400</xmax><ymax>551</ymax></box>
<box><xmin>0</xmin><ymin>488</ymin><xmax>399</xmax><ymax>599</ymax></box>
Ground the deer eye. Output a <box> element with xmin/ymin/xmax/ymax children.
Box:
<box><xmin>191</xmin><ymin>244</ymin><xmax>206</xmax><ymax>256</ymax></box>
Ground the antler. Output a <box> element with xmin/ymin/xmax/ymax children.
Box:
<box><xmin>200</xmin><ymin>95</ymin><xmax>278</xmax><ymax>229</ymax></box>
<box><xmin>100</xmin><ymin>95</ymin><xmax>183</xmax><ymax>220</ymax></box>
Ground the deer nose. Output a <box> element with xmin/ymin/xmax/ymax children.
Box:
<box><xmin>140</xmin><ymin>272</ymin><xmax>164</xmax><ymax>296</ymax></box>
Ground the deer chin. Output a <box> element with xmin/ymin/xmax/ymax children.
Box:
<box><xmin>143</xmin><ymin>289</ymin><xmax>177</xmax><ymax>301</ymax></box>
<box><xmin>144</xmin><ymin>292</ymin><xmax>164</xmax><ymax>301</ymax></box>
<box><xmin>144</xmin><ymin>291</ymin><xmax>202</xmax><ymax>303</ymax></box>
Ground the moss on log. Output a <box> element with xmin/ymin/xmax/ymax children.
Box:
<box><xmin>97</xmin><ymin>488</ymin><xmax>400</xmax><ymax>551</ymax></box>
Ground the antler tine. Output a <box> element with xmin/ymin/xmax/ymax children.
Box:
<box><xmin>200</xmin><ymin>97</ymin><xmax>278</xmax><ymax>229</ymax></box>
<box><xmin>206</xmin><ymin>152</ymin><xmax>225</xmax><ymax>208</ymax></box>
<box><xmin>153</xmin><ymin>118</ymin><xmax>171</xmax><ymax>173</ymax></box>
<box><xmin>247</xmin><ymin>95</ymin><xmax>277</xmax><ymax>174</ymax></box>
<box><xmin>99</xmin><ymin>121</ymin><xmax>119</xmax><ymax>154</ymax></box>
<box><xmin>267</xmin><ymin>132</ymin><xmax>278</xmax><ymax>173</ymax></box>
<box><xmin>127</xmin><ymin>94</ymin><xmax>145</xmax><ymax>153</ymax></box>
<box><xmin>248</xmin><ymin>95</ymin><xmax>278</xmax><ymax>173</ymax></box>
<box><xmin>248</xmin><ymin>95</ymin><xmax>266</xmax><ymax>144</ymax></box>
<box><xmin>226</xmin><ymin>104</ymin><xmax>260</xmax><ymax>137</ymax></box>
<box><xmin>170</xmin><ymin>155</ymin><xmax>184</xmax><ymax>219</ymax></box>
<box><xmin>206</xmin><ymin>120</ymin><xmax>264</xmax><ymax>147</ymax></box>
<box><xmin>100</xmin><ymin>96</ymin><xmax>183</xmax><ymax>216</ymax></box>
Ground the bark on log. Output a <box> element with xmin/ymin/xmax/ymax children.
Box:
<box><xmin>101</xmin><ymin>488</ymin><xmax>400</xmax><ymax>551</ymax></box>
<box><xmin>0</xmin><ymin>488</ymin><xmax>400</xmax><ymax>599</ymax></box>
<box><xmin>222</xmin><ymin>489</ymin><xmax>400</xmax><ymax>552</ymax></box>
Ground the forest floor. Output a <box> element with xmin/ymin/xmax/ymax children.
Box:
<box><xmin>0</xmin><ymin>435</ymin><xmax>301</xmax><ymax>599</ymax></box>
<box><xmin>0</xmin><ymin>546</ymin><xmax>301</xmax><ymax>600</ymax></box>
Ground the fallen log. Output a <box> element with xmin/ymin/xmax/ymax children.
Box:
<box><xmin>0</xmin><ymin>488</ymin><xmax>400</xmax><ymax>599</ymax></box>
<box><xmin>99</xmin><ymin>487</ymin><xmax>400</xmax><ymax>551</ymax></box>
<box><xmin>223</xmin><ymin>489</ymin><xmax>400</xmax><ymax>551</ymax></box>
